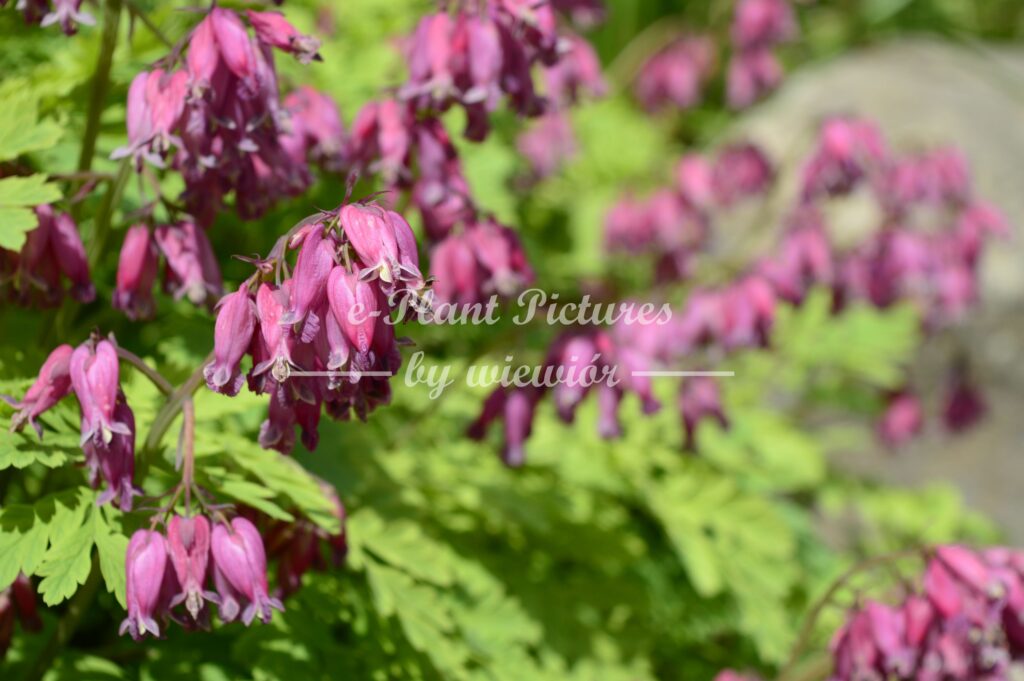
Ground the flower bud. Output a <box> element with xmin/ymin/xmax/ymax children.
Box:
<box><xmin>210</xmin><ymin>8</ymin><xmax>257</xmax><ymax>81</ymax></box>
<box><xmin>282</xmin><ymin>226</ymin><xmax>335</xmax><ymax>339</ymax></box>
<box><xmin>120</xmin><ymin>530</ymin><xmax>168</xmax><ymax>640</ymax></box>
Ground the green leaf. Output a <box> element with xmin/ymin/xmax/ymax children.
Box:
<box><xmin>0</xmin><ymin>206</ymin><xmax>40</xmax><ymax>251</ymax></box>
<box><xmin>94</xmin><ymin>511</ymin><xmax>129</xmax><ymax>608</ymax></box>
<box><xmin>0</xmin><ymin>89</ymin><xmax>64</xmax><ymax>162</ymax></box>
<box><xmin>0</xmin><ymin>488</ymin><xmax>91</xmax><ymax>590</ymax></box>
<box><xmin>36</xmin><ymin>516</ymin><xmax>95</xmax><ymax>606</ymax></box>
<box><xmin>0</xmin><ymin>175</ymin><xmax>63</xmax><ymax>250</ymax></box>
<box><xmin>0</xmin><ymin>175</ymin><xmax>63</xmax><ymax>207</ymax></box>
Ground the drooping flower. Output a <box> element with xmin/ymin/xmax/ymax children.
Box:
<box><xmin>205</xmin><ymin>286</ymin><xmax>258</xmax><ymax>396</ymax></box>
<box><xmin>211</xmin><ymin>517</ymin><xmax>283</xmax><ymax>625</ymax></box>
<box><xmin>634</xmin><ymin>36</ymin><xmax>715</xmax><ymax>112</ymax></box>
<box><xmin>120</xmin><ymin>530</ymin><xmax>169</xmax><ymax>640</ymax></box>
<box><xmin>70</xmin><ymin>339</ymin><xmax>128</xmax><ymax>445</ymax></box>
<box><xmin>1</xmin><ymin>344</ymin><xmax>73</xmax><ymax>437</ymax></box>
<box><xmin>113</xmin><ymin>225</ymin><xmax>160</xmax><ymax>320</ymax></box>
<box><xmin>877</xmin><ymin>391</ymin><xmax>924</xmax><ymax>448</ymax></box>
<box><xmin>166</xmin><ymin>515</ymin><xmax>213</xmax><ymax>621</ymax></box>
<box><xmin>246</xmin><ymin>10</ymin><xmax>321</xmax><ymax>64</ymax></box>
<box><xmin>154</xmin><ymin>222</ymin><xmax>223</xmax><ymax>307</ymax></box>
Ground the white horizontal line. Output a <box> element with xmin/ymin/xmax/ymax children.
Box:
<box><xmin>631</xmin><ymin>371</ymin><xmax>735</xmax><ymax>377</ymax></box>
<box><xmin>287</xmin><ymin>370</ymin><xmax>394</xmax><ymax>378</ymax></box>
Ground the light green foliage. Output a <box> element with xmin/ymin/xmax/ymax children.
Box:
<box><xmin>0</xmin><ymin>487</ymin><xmax>127</xmax><ymax>606</ymax></box>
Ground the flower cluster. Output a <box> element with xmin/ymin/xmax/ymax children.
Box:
<box><xmin>726</xmin><ymin>0</ymin><xmax>797</xmax><ymax>108</ymax></box>
<box><xmin>0</xmin><ymin>205</ymin><xmax>94</xmax><ymax>308</ymax></box>
<box><xmin>605</xmin><ymin>144</ymin><xmax>774</xmax><ymax>281</ymax></box>
<box><xmin>0</xmin><ymin>574</ymin><xmax>41</xmax><ymax>659</ymax></box>
<box><xmin>632</xmin><ymin>0</ymin><xmax>796</xmax><ymax>113</ymax></box>
<box><xmin>114</xmin><ymin>7</ymin><xmax>339</xmax><ymax>224</ymax></box>
<box><xmin>121</xmin><ymin>515</ymin><xmax>283</xmax><ymax>640</ymax></box>
<box><xmin>113</xmin><ymin>222</ymin><xmax>223</xmax><ymax>319</ymax></box>
<box><xmin>634</xmin><ymin>37</ymin><xmax>715</xmax><ymax>113</ymax></box>
<box><xmin>344</xmin><ymin>0</ymin><xmax>606</xmax><ymax>310</ymax></box>
<box><xmin>4</xmin><ymin>0</ymin><xmax>93</xmax><ymax>35</ymax></box>
<box><xmin>4</xmin><ymin>337</ymin><xmax>140</xmax><ymax>509</ymax></box>
<box><xmin>830</xmin><ymin>545</ymin><xmax>1024</xmax><ymax>680</ymax></box>
<box><xmin>516</xmin><ymin>33</ymin><xmax>606</xmax><ymax>180</ymax></box>
<box><xmin>204</xmin><ymin>201</ymin><xmax>426</xmax><ymax>454</ymax></box>
<box><xmin>472</xmin><ymin>116</ymin><xmax>1007</xmax><ymax>463</ymax></box>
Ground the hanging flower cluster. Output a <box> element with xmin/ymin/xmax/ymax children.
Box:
<box><xmin>0</xmin><ymin>205</ymin><xmax>94</xmax><ymax>307</ymax></box>
<box><xmin>3</xmin><ymin>337</ymin><xmax>139</xmax><ymax>509</ymax></box>
<box><xmin>114</xmin><ymin>7</ymin><xmax>340</xmax><ymax>225</ymax></box>
<box><xmin>830</xmin><ymin>545</ymin><xmax>1024</xmax><ymax>680</ymax></box>
<box><xmin>632</xmin><ymin>0</ymin><xmax>796</xmax><ymax>113</ymax></box>
<box><xmin>516</xmin><ymin>32</ymin><xmax>606</xmax><ymax>180</ymax></box>
<box><xmin>113</xmin><ymin>222</ymin><xmax>223</xmax><ymax>319</ymax></box>
<box><xmin>471</xmin><ymin>116</ymin><xmax>1008</xmax><ymax>463</ymax></box>
<box><xmin>344</xmin><ymin>0</ymin><xmax>606</xmax><ymax>309</ymax></box>
<box><xmin>4</xmin><ymin>0</ymin><xmax>93</xmax><ymax>35</ymax></box>
<box><xmin>204</xmin><ymin>200</ymin><xmax>427</xmax><ymax>454</ymax></box>
<box><xmin>727</xmin><ymin>0</ymin><xmax>797</xmax><ymax>108</ymax></box>
<box><xmin>121</xmin><ymin>515</ymin><xmax>283</xmax><ymax>639</ymax></box>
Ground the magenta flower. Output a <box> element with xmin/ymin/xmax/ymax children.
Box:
<box><xmin>113</xmin><ymin>225</ymin><xmax>159</xmax><ymax>320</ymax></box>
<box><xmin>167</xmin><ymin>515</ymin><xmax>213</xmax><ymax>621</ymax></box>
<box><xmin>154</xmin><ymin>222</ymin><xmax>222</xmax><ymax>306</ymax></box>
<box><xmin>634</xmin><ymin>36</ymin><xmax>714</xmax><ymax>113</ymax></box>
<box><xmin>877</xmin><ymin>391</ymin><xmax>923</xmax><ymax>448</ymax></box>
<box><xmin>282</xmin><ymin>86</ymin><xmax>346</xmax><ymax>170</ymax></box>
<box><xmin>942</xmin><ymin>372</ymin><xmax>986</xmax><ymax>433</ymax></box>
<box><xmin>731</xmin><ymin>0</ymin><xmax>796</xmax><ymax>50</ymax></box>
<box><xmin>428</xmin><ymin>233</ymin><xmax>483</xmax><ymax>308</ymax></box>
<box><xmin>679</xmin><ymin>376</ymin><xmax>728</xmax><ymax>451</ymax></box>
<box><xmin>1</xmin><ymin>344</ymin><xmax>73</xmax><ymax>437</ymax></box>
<box><xmin>712</xmin><ymin>143</ymin><xmax>774</xmax><ymax>205</ymax></box>
<box><xmin>205</xmin><ymin>286</ymin><xmax>257</xmax><ymax>396</ymax></box>
<box><xmin>83</xmin><ymin>391</ymin><xmax>138</xmax><ymax>510</ymax></box>
<box><xmin>40</xmin><ymin>0</ymin><xmax>94</xmax><ymax>35</ymax></box>
<box><xmin>210</xmin><ymin>518</ymin><xmax>283</xmax><ymax>625</ymax></box>
<box><xmin>282</xmin><ymin>225</ymin><xmax>336</xmax><ymax>339</ymax></box>
<box><xmin>247</xmin><ymin>10</ymin><xmax>321</xmax><ymax>64</ymax></box>
<box><xmin>543</xmin><ymin>33</ymin><xmax>606</xmax><ymax>107</ymax></box>
<box><xmin>120</xmin><ymin>530</ymin><xmax>169</xmax><ymax>640</ymax></box>
<box><xmin>209</xmin><ymin>8</ymin><xmax>258</xmax><ymax>82</ymax></box>
<box><xmin>726</xmin><ymin>48</ymin><xmax>782</xmax><ymax>110</ymax></box>
<box><xmin>339</xmin><ymin>203</ymin><xmax>423</xmax><ymax>292</ymax></box>
<box><xmin>326</xmin><ymin>266</ymin><xmax>378</xmax><ymax>374</ymax></box>
<box><xmin>801</xmin><ymin>117</ymin><xmax>889</xmax><ymax>201</ymax></box>
<box><xmin>70</xmin><ymin>339</ymin><xmax>128</xmax><ymax>445</ymax></box>
<box><xmin>253</xmin><ymin>282</ymin><xmax>295</xmax><ymax>383</ymax></box>
<box><xmin>517</xmin><ymin>112</ymin><xmax>577</xmax><ymax>180</ymax></box>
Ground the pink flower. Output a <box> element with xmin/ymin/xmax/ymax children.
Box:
<box><xmin>154</xmin><ymin>222</ymin><xmax>222</xmax><ymax>306</ymax></box>
<box><xmin>113</xmin><ymin>225</ymin><xmax>159</xmax><ymax>320</ymax></box>
<box><xmin>712</xmin><ymin>143</ymin><xmax>774</xmax><ymax>205</ymax></box>
<box><xmin>120</xmin><ymin>530</ymin><xmax>169</xmax><ymax>640</ymax></box>
<box><xmin>40</xmin><ymin>0</ymin><xmax>94</xmax><ymax>35</ymax></box>
<box><xmin>82</xmin><ymin>391</ymin><xmax>138</xmax><ymax>510</ymax></box>
<box><xmin>205</xmin><ymin>286</ymin><xmax>257</xmax><ymax>395</ymax></box>
<box><xmin>282</xmin><ymin>86</ymin><xmax>346</xmax><ymax>170</ymax></box>
<box><xmin>942</xmin><ymin>372</ymin><xmax>986</xmax><ymax>433</ymax></box>
<box><xmin>166</xmin><ymin>515</ymin><xmax>213</xmax><ymax>620</ymax></box>
<box><xmin>517</xmin><ymin>112</ymin><xmax>577</xmax><ymax>180</ymax></box>
<box><xmin>1</xmin><ymin>344</ymin><xmax>73</xmax><ymax>437</ymax></box>
<box><xmin>70</xmin><ymin>339</ymin><xmax>128</xmax><ymax>445</ymax></box>
<box><xmin>679</xmin><ymin>376</ymin><xmax>728</xmax><ymax>451</ymax></box>
<box><xmin>326</xmin><ymin>266</ymin><xmax>378</xmax><ymax>375</ymax></box>
<box><xmin>543</xmin><ymin>33</ymin><xmax>606</xmax><ymax>106</ymax></box>
<box><xmin>731</xmin><ymin>0</ymin><xmax>796</xmax><ymax>50</ymax></box>
<box><xmin>726</xmin><ymin>48</ymin><xmax>782</xmax><ymax>109</ymax></box>
<box><xmin>877</xmin><ymin>391</ymin><xmax>923</xmax><ymax>448</ymax></box>
<box><xmin>281</xmin><ymin>225</ymin><xmax>336</xmax><ymax>339</ymax></box>
<box><xmin>211</xmin><ymin>518</ymin><xmax>283</xmax><ymax>625</ymax></box>
<box><xmin>247</xmin><ymin>10</ymin><xmax>321</xmax><ymax>64</ymax></box>
<box><xmin>634</xmin><ymin>37</ymin><xmax>714</xmax><ymax>112</ymax></box>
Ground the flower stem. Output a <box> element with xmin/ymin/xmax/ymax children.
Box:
<box><xmin>140</xmin><ymin>354</ymin><xmax>211</xmax><ymax>473</ymax></box>
<box><xmin>77</xmin><ymin>0</ymin><xmax>122</xmax><ymax>177</ymax></box>
<box><xmin>115</xmin><ymin>346</ymin><xmax>174</xmax><ymax>396</ymax></box>
<box><xmin>776</xmin><ymin>548</ymin><xmax>925</xmax><ymax>680</ymax></box>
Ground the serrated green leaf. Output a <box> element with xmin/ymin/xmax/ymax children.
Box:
<box><xmin>218</xmin><ymin>477</ymin><xmax>296</xmax><ymax>522</ymax></box>
<box><xmin>0</xmin><ymin>90</ymin><xmax>64</xmax><ymax>161</ymax></box>
<box><xmin>0</xmin><ymin>206</ymin><xmax>39</xmax><ymax>250</ymax></box>
<box><xmin>94</xmin><ymin>511</ymin><xmax>129</xmax><ymax>608</ymax></box>
<box><xmin>0</xmin><ymin>175</ymin><xmax>63</xmax><ymax>207</ymax></box>
<box><xmin>36</xmin><ymin>509</ymin><xmax>96</xmax><ymax>606</ymax></box>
